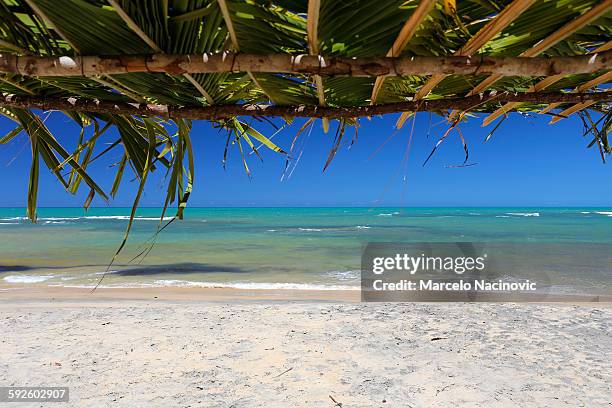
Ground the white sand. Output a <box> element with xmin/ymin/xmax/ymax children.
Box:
<box><xmin>0</xmin><ymin>299</ymin><xmax>610</xmax><ymax>407</ymax></box>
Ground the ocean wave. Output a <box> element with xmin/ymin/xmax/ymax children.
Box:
<box><xmin>81</xmin><ymin>216</ymin><xmax>173</xmax><ymax>221</ymax></box>
<box><xmin>1</xmin><ymin>215</ymin><xmax>174</xmax><ymax>222</ymax></box>
<box><xmin>322</xmin><ymin>270</ymin><xmax>360</xmax><ymax>281</ymax></box>
<box><xmin>59</xmin><ymin>280</ymin><xmax>359</xmax><ymax>291</ymax></box>
<box><xmin>1</xmin><ymin>216</ymin><xmax>77</xmax><ymax>222</ymax></box>
<box><xmin>153</xmin><ymin>280</ymin><xmax>359</xmax><ymax>290</ymax></box>
<box><xmin>92</xmin><ymin>270</ymin><xmax>118</xmax><ymax>276</ymax></box>
<box><xmin>594</xmin><ymin>211</ymin><xmax>612</xmax><ymax>217</ymax></box>
<box><xmin>377</xmin><ymin>212</ymin><xmax>400</xmax><ymax>217</ymax></box>
<box><xmin>495</xmin><ymin>215</ymin><xmax>510</xmax><ymax>218</ymax></box>
<box><xmin>270</xmin><ymin>226</ymin><xmax>371</xmax><ymax>233</ymax></box>
<box><xmin>507</xmin><ymin>212</ymin><xmax>540</xmax><ymax>217</ymax></box>
<box><xmin>3</xmin><ymin>274</ymin><xmax>54</xmax><ymax>283</ymax></box>
<box><xmin>297</xmin><ymin>226</ymin><xmax>371</xmax><ymax>232</ymax></box>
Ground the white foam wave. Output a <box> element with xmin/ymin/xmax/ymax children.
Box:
<box><xmin>595</xmin><ymin>211</ymin><xmax>612</xmax><ymax>217</ymax></box>
<box><xmin>133</xmin><ymin>217</ymin><xmax>173</xmax><ymax>221</ymax></box>
<box><xmin>60</xmin><ymin>280</ymin><xmax>359</xmax><ymax>291</ymax></box>
<box><xmin>323</xmin><ymin>270</ymin><xmax>360</xmax><ymax>281</ymax></box>
<box><xmin>377</xmin><ymin>211</ymin><xmax>400</xmax><ymax>217</ymax></box>
<box><xmin>356</xmin><ymin>225</ymin><xmax>371</xmax><ymax>229</ymax></box>
<box><xmin>507</xmin><ymin>212</ymin><xmax>540</xmax><ymax>217</ymax></box>
<box><xmin>495</xmin><ymin>215</ymin><xmax>510</xmax><ymax>218</ymax></box>
<box><xmin>2</xmin><ymin>215</ymin><xmax>173</xmax><ymax>222</ymax></box>
<box><xmin>81</xmin><ymin>216</ymin><xmax>173</xmax><ymax>221</ymax></box>
<box><xmin>3</xmin><ymin>275</ymin><xmax>54</xmax><ymax>283</ymax></box>
<box><xmin>92</xmin><ymin>270</ymin><xmax>118</xmax><ymax>276</ymax></box>
<box><xmin>154</xmin><ymin>280</ymin><xmax>358</xmax><ymax>290</ymax></box>
<box><xmin>298</xmin><ymin>228</ymin><xmax>324</xmax><ymax>232</ymax></box>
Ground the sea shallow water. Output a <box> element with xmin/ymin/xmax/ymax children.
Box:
<box><xmin>0</xmin><ymin>207</ymin><xmax>611</xmax><ymax>295</ymax></box>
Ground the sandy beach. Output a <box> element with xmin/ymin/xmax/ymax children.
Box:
<box><xmin>1</xmin><ymin>288</ymin><xmax>610</xmax><ymax>407</ymax></box>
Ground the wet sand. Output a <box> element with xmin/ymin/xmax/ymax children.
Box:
<box><xmin>0</xmin><ymin>285</ymin><xmax>360</xmax><ymax>303</ymax></box>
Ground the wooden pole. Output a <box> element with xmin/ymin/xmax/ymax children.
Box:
<box><xmin>1</xmin><ymin>91</ymin><xmax>608</xmax><ymax>120</ymax></box>
<box><xmin>1</xmin><ymin>51</ymin><xmax>610</xmax><ymax>78</ymax></box>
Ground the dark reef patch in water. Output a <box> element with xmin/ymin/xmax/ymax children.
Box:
<box><xmin>111</xmin><ymin>262</ymin><xmax>249</xmax><ymax>276</ymax></box>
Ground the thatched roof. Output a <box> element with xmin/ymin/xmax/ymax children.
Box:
<box><xmin>0</xmin><ymin>0</ymin><xmax>610</xmax><ymax>235</ymax></box>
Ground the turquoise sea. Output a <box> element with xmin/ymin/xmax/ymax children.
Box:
<box><xmin>0</xmin><ymin>207</ymin><xmax>611</xmax><ymax>295</ymax></box>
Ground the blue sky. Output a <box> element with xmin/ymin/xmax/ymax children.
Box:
<box><xmin>0</xmin><ymin>110</ymin><xmax>610</xmax><ymax>207</ymax></box>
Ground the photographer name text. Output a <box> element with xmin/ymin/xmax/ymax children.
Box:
<box><xmin>372</xmin><ymin>279</ymin><xmax>537</xmax><ymax>292</ymax></box>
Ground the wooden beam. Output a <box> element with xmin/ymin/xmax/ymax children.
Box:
<box><xmin>484</xmin><ymin>41</ymin><xmax>612</xmax><ymax>126</ymax></box>
<box><xmin>2</xmin><ymin>52</ymin><xmax>609</xmax><ymax>77</ymax></box>
<box><xmin>370</xmin><ymin>0</ymin><xmax>437</xmax><ymax>105</ymax></box>
<box><xmin>106</xmin><ymin>0</ymin><xmax>215</xmax><ymax>105</ymax></box>
<box><xmin>2</xmin><ymin>91</ymin><xmax>608</xmax><ymax>120</ymax></box>
<box><xmin>450</xmin><ymin>0</ymin><xmax>612</xmax><ymax>121</ymax></box>
<box><xmin>396</xmin><ymin>0</ymin><xmax>536</xmax><ymax>128</ymax></box>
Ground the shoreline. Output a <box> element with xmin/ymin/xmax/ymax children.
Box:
<box><xmin>0</xmin><ymin>285</ymin><xmax>361</xmax><ymax>303</ymax></box>
<box><xmin>1</xmin><ymin>285</ymin><xmax>610</xmax><ymax>304</ymax></box>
